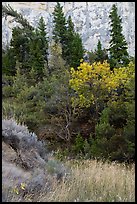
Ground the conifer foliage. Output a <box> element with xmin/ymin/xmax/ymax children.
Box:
<box><xmin>109</xmin><ymin>4</ymin><xmax>129</xmax><ymax>69</ymax></box>
<box><xmin>52</xmin><ymin>2</ymin><xmax>68</xmax><ymax>59</ymax></box>
<box><xmin>2</xmin><ymin>47</ymin><xmax>16</xmax><ymax>76</ymax></box>
<box><xmin>10</xmin><ymin>26</ymin><xmax>31</xmax><ymax>74</ymax></box>
<box><xmin>95</xmin><ymin>40</ymin><xmax>108</xmax><ymax>63</ymax></box>
<box><xmin>29</xmin><ymin>17</ymin><xmax>49</xmax><ymax>80</ymax></box>
<box><xmin>66</xmin><ymin>16</ymin><xmax>84</xmax><ymax>69</ymax></box>
<box><xmin>3</xmin><ymin>4</ymin><xmax>49</xmax><ymax>80</ymax></box>
<box><xmin>52</xmin><ymin>3</ymin><xmax>84</xmax><ymax>69</ymax></box>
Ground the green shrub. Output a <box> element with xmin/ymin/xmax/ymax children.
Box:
<box><xmin>108</xmin><ymin>134</ymin><xmax>127</xmax><ymax>161</ymax></box>
<box><xmin>95</xmin><ymin>107</ymin><xmax>115</xmax><ymax>139</ymax></box>
<box><xmin>2</xmin><ymin>85</ymin><xmax>14</xmax><ymax>98</ymax></box>
<box><xmin>3</xmin><ymin>80</ymin><xmax>47</xmax><ymax>131</ymax></box>
<box><xmin>83</xmin><ymin>139</ymin><xmax>92</xmax><ymax>159</ymax></box>
<box><xmin>109</xmin><ymin>104</ymin><xmax>128</xmax><ymax>128</ymax></box>
<box><xmin>95</xmin><ymin>122</ymin><xmax>115</xmax><ymax>140</ymax></box>
<box><xmin>90</xmin><ymin>101</ymin><xmax>135</xmax><ymax>162</ymax></box>
<box><xmin>2</xmin><ymin>100</ymin><xmax>16</xmax><ymax>119</ymax></box>
<box><xmin>99</xmin><ymin>107</ymin><xmax>110</xmax><ymax>123</ymax></box>
<box><xmin>72</xmin><ymin>133</ymin><xmax>84</xmax><ymax>154</ymax></box>
<box><xmin>126</xmin><ymin>141</ymin><xmax>135</xmax><ymax>161</ymax></box>
<box><xmin>90</xmin><ymin>137</ymin><xmax>110</xmax><ymax>159</ymax></box>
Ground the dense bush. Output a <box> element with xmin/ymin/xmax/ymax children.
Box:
<box><xmin>72</xmin><ymin>133</ymin><xmax>84</xmax><ymax>154</ymax></box>
<box><xmin>3</xmin><ymin>67</ymin><xmax>48</xmax><ymax>130</ymax></box>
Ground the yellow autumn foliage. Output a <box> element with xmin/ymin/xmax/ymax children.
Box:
<box><xmin>69</xmin><ymin>61</ymin><xmax>134</xmax><ymax>108</ymax></box>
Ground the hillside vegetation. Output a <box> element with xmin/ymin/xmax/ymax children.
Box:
<box><xmin>37</xmin><ymin>159</ymin><xmax>135</xmax><ymax>202</ymax></box>
<box><xmin>2</xmin><ymin>3</ymin><xmax>135</xmax><ymax>202</ymax></box>
<box><xmin>2</xmin><ymin>121</ymin><xmax>135</xmax><ymax>202</ymax></box>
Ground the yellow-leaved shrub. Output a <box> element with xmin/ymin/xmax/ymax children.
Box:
<box><xmin>69</xmin><ymin>61</ymin><xmax>134</xmax><ymax>108</ymax></box>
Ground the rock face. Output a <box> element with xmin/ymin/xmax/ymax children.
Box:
<box><xmin>2</xmin><ymin>2</ymin><xmax>135</xmax><ymax>56</ymax></box>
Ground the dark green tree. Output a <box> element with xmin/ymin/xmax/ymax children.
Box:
<box><xmin>28</xmin><ymin>30</ymin><xmax>45</xmax><ymax>81</ymax></box>
<box><xmin>65</xmin><ymin>15</ymin><xmax>75</xmax><ymax>65</ymax></box>
<box><xmin>10</xmin><ymin>26</ymin><xmax>31</xmax><ymax>74</ymax></box>
<box><xmin>70</xmin><ymin>32</ymin><xmax>84</xmax><ymax>69</ymax></box>
<box><xmin>2</xmin><ymin>47</ymin><xmax>16</xmax><ymax>75</ymax></box>
<box><xmin>109</xmin><ymin>4</ymin><xmax>129</xmax><ymax>69</ymax></box>
<box><xmin>52</xmin><ymin>3</ymin><xmax>84</xmax><ymax>69</ymax></box>
<box><xmin>52</xmin><ymin>2</ymin><xmax>68</xmax><ymax>60</ymax></box>
<box><xmin>2</xmin><ymin>4</ymin><xmax>34</xmax><ymax>75</ymax></box>
<box><xmin>95</xmin><ymin>40</ymin><xmax>108</xmax><ymax>63</ymax></box>
<box><xmin>37</xmin><ymin>16</ymin><xmax>49</xmax><ymax>73</ymax></box>
<box><xmin>28</xmin><ymin>17</ymin><xmax>49</xmax><ymax>81</ymax></box>
<box><xmin>66</xmin><ymin>15</ymin><xmax>84</xmax><ymax>69</ymax></box>
<box><xmin>67</xmin><ymin>15</ymin><xmax>75</xmax><ymax>35</ymax></box>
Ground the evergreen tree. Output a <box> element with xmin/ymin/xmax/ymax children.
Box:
<box><xmin>95</xmin><ymin>40</ymin><xmax>108</xmax><ymax>63</ymax></box>
<box><xmin>109</xmin><ymin>4</ymin><xmax>129</xmax><ymax>69</ymax></box>
<box><xmin>66</xmin><ymin>15</ymin><xmax>84</xmax><ymax>69</ymax></box>
<box><xmin>3</xmin><ymin>4</ymin><xmax>34</xmax><ymax>75</ymax></box>
<box><xmin>2</xmin><ymin>47</ymin><xmax>16</xmax><ymax>76</ymax></box>
<box><xmin>29</xmin><ymin>17</ymin><xmax>49</xmax><ymax>80</ymax></box>
<box><xmin>65</xmin><ymin>15</ymin><xmax>75</xmax><ymax>66</ymax></box>
<box><xmin>52</xmin><ymin>2</ymin><xmax>68</xmax><ymax>60</ymax></box>
<box><xmin>10</xmin><ymin>16</ymin><xmax>49</xmax><ymax>81</ymax></box>
<box><xmin>10</xmin><ymin>26</ymin><xmax>31</xmax><ymax>74</ymax></box>
<box><xmin>28</xmin><ymin>30</ymin><xmax>45</xmax><ymax>81</ymax></box>
<box><xmin>52</xmin><ymin>3</ymin><xmax>84</xmax><ymax>69</ymax></box>
<box><xmin>70</xmin><ymin>32</ymin><xmax>84</xmax><ymax>69</ymax></box>
<box><xmin>86</xmin><ymin>50</ymin><xmax>97</xmax><ymax>65</ymax></box>
<box><xmin>37</xmin><ymin>16</ymin><xmax>49</xmax><ymax>72</ymax></box>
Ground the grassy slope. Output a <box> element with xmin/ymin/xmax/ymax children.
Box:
<box><xmin>28</xmin><ymin>159</ymin><xmax>135</xmax><ymax>202</ymax></box>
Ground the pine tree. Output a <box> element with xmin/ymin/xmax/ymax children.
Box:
<box><xmin>37</xmin><ymin>17</ymin><xmax>49</xmax><ymax>73</ymax></box>
<box><xmin>66</xmin><ymin>15</ymin><xmax>84</xmax><ymax>69</ymax></box>
<box><xmin>28</xmin><ymin>29</ymin><xmax>45</xmax><ymax>81</ymax></box>
<box><xmin>3</xmin><ymin>4</ymin><xmax>34</xmax><ymax>75</ymax></box>
<box><xmin>52</xmin><ymin>2</ymin><xmax>68</xmax><ymax>60</ymax></box>
<box><xmin>70</xmin><ymin>32</ymin><xmax>84</xmax><ymax>69</ymax></box>
<box><xmin>2</xmin><ymin>47</ymin><xmax>16</xmax><ymax>76</ymax></box>
<box><xmin>10</xmin><ymin>26</ymin><xmax>31</xmax><ymax>74</ymax></box>
<box><xmin>28</xmin><ymin>17</ymin><xmax>49</xmax><ymax>81</ymax></box>
<box><xmin>52</xmin><ymin>3</ymin><xmax>84</xmax><ymax>69</ymax></box>
<box><xmin>65</xmin><ymin>15</ymin><xmax>75</xmax><ymax>66</ymax></box>
<box><xmin>109</xmin><ymin>4</ymin><xmax>129</xmax><ymax>69</ymax></box>
<box><xmin>95</xmin><ymin>40</ymin><xmax>108</xmax><ymax>63</ymax></box>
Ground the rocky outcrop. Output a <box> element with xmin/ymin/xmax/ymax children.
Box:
<box><xmin>2</xmin><ymin>119</ymin><xmax>68</xmax><ymax>202</ymax></box>
<box><xmin>2</xmin><ymin>2</ymin><xmax>135</xmax><ymax>56</ymax></box>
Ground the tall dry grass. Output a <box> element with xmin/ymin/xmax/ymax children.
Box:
<box><xmin>36</xmin><ymin>159</ymin><xmax>135</xmax><ymax>202</ymax></box>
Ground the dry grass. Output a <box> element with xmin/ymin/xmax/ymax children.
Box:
<box><xmin>37</xmin><ymin>159</ymin><xmax>135</xmax><ymax>202</ymax></box>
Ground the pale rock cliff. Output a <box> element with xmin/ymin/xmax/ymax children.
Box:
<box><xmin>2</xmin><ymin>2</ymin><xmax>135</xmax><ymax>56</ymax></box>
